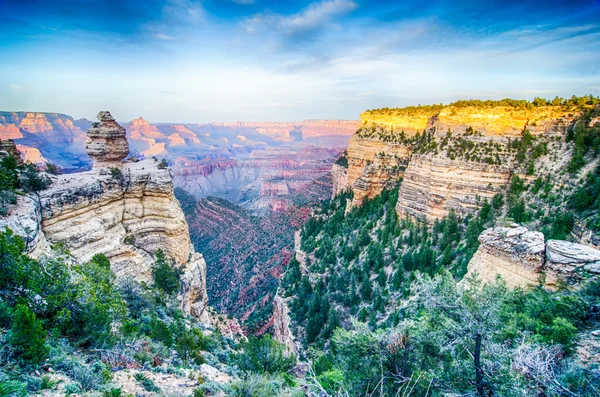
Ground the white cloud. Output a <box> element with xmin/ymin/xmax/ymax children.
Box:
<box><xmin>8</xmin><ymin>84</ymin><xmax>24</xmax><ymax>93</ymax></box>
<box><xmin>154</xmin><ymin>33</ymin><xmax>177</xmax><ymax>41</ymax></box>
<box><xmin>229</xmin><ymin>0</ymin><xmax>254</xmax><ymax>4</ymax></box>
<box><xmin>245</xmin><ymin>0</ymin><xmax>357</xmax><ymax>35</ymax></box>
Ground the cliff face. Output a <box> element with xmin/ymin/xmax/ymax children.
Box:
<box><xmin>331</xmin><ymin>163</ymin><xmax>349</xmax><ymax>198</ymax></box>
<box><xmin>339</xmin><ymin>101</ymin><xmax>589</xmax><ymax>221</ymax></box>
<box><xmin>396</xmin><ymin>154</ymin><xmax>511</xmax><ymax>220</ymax></box>
<box><xmin>345</xmin><ymin>136</ymin><xmax>411</xmax><ymax>205</ymax></box>
<box><xmin>360</xmin><ymin>103</ymin><xmax>577</xmax><ymax>137</ymax></box>
<box><xmin>465</xmin><ymin>225</ymin><xmax>600</xmax><ymax>288</ymax></box>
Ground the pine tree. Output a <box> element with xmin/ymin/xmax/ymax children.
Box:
<box><xmin>152</xmin><ymin>249</ymin><xmax>180</xmax><ymax>295</ymax></box>
<box><xmin>10</xmin><ymin>305</ymin><xmax>49</xmax><ymax>364</ymax></box>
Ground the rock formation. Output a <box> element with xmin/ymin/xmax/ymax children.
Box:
<box><xmin>465</xmin><ymin>224</ymin><xmax>600</xmax><ymax>288</ymax></box>
<box><xmin>86</xmin><ymin>111</ymin><xmax>130</xmax><ymax>168</ymax></box>
<box><xmin>465</xmin><ymin>226</ymin><xmax>548</xmax><ymax>288</ymax></box>
<box><xmin>0</xmin><ymin>139</ymin><xmax>23</xmax><ymax>164</ymax></box>
<box><xmin>272</xmin><ymin>294</ymin><xmax>297</xmax><ymax>354</ymax></box>
<box><xmin>546</xmin><ymin>240</ymin><xmax>600</xmax><ymax>284</ymax></box>
<box><xmin>0</xmin><ymin>113</ymin><xmax>209</xmax><ymax>321</ymax></box>
<box><xmin>173</xmin><ymin>147</ymin><xmax>340</xmax><ymax>213</ymax></box>
<box><xmin>336</xmin><ymin>101</ymin><xmax>588</xmax><ymax>221</ymax></box>
<box><xmin>331</xmin><ymin>163</ymin><xmax>349</xmax><ymax>198</ymax></box>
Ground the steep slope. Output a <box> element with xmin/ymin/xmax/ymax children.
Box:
<box><xmin>282</xmin><ymin>95</ymin><xmax>600</xmax><ymax>349</ymax></box>
<box><xmin>175</xmin><ymin>190</ymin><xmax>311</xmax><ymax>333</ymax></box>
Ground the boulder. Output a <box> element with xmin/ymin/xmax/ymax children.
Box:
<box><xmin>546</xmin><ymin>239</ymin><xmax>600</xmax><ymax>282</ymax></box>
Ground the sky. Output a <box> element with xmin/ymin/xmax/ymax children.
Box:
<box><xmin>1</xmin><ymin>0</ymin><xmax>599</xmax><ymax>122</ymax></box>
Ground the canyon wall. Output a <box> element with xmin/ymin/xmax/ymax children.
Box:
<box><xmin>338</xmin><ymin>101</ymin><xmax>585</xmax><ymax>220</ymax></box>
<box><xmin>396</xmin><ymin>154</ymin><xmax>511</xmax><ymax>221</ymax></box>
<box><xmin>331</xmin><ymin>163</ymin><xmax>349</xmax><ymax>198</ymax></box>
<box><xmin>173</xmin><ymin>147</ymin><xmax>341</xmax><ymax>213</ymax></box>
<box><xmin>0</xmin><ymin>111</ymin><xmax>91</xmax><ymax>170</ymax></box>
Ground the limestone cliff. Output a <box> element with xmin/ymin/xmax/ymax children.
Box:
<box><xmin>465</xmin><ymin>224</ymin><xmax>600</xmax><ymax>288</ymax></box>
<box><xmin>345</xmin><ymin>136</ymin><xmax>411</xmax><ymax>205</ymax></box>
<box><xmin>331</xmin><ymin>163</ymin><xmax>349</xmax><ymax>199</ymax></box>
<box><xmin>0</xmin><ymin>113</ymin><xmax>210</xmax><ymax>322</ymax></box>
<box><xmin>396</xmin><ymin>154</ymin><xmax>511</xmax><ymax>220</ymax></box>
<box><xmin>339</xmin><ymin>100</ymin><xmax>592</xmax><ymax>220</ymax></box>
<box><xmin>272</xmin><ymin>293</ymin><xmax>297</xmax><ymax>354</ymax></box>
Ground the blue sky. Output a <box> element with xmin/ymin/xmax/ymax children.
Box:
<box><xmin>1</xmin><ymin>0</ymin><xmax>599</xmax><ymax>122</ymax></box>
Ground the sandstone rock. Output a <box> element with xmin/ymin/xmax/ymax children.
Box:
<box><xmin>546</xmin><ymin>239</ymin><xmax>600</xmax><ymax>282</ymax></box>
<box><xmin>331</xmin><ymin>163</ymin><xmax>349</xmax><ymax>198</ymax></box>
<box><xmin>396</xmin><ymin>154</ymin><xmax>510</xmax><ymax>221</ymax></box>
<box><xmin>179</xmin><ymin>252</ymin><xmax>210</xmax><ymax>323</ymax></box>
<box><xmin>0</xmin><ymin>195</ymin><xmax>47</xmax><ymax>253</ymax></box>
<box><xmin>11</xmin><ymin>155</ymin><xmax>211</xmax><ymax>321</ymax></box>
<box><xmin>272</xmin><ymin>294</ymin><xmax>297</xmax><ymax>355</ymax></box>
<box><xmin>466</xmin><ymin>225</ymin><xmax>600</xmax><ymax>289</ymax></box>
<box><xmin>465</xmin><ymin>225</ymin><xmax>549</xmax><ymax>288</ymax></box>
<box><xmin>0</xmin><ymin>139</ymin><xmax>23</xmax><ymax>165</ymax></box>
<box><xmin>16</xmin><ymin>144</ymin><xmax>47</xmax><ymax>164</ymax></box>
<box><xmin>86</xmin><ymin>111</ymin><xmax>129</xmax><ymax>168</ymax></box>
<box><xmin>346</xmin><ymin>136</ymin><xmax>411</xmax><ymax>204</ymax></box>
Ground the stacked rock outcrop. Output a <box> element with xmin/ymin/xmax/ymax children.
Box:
<box><xmin>0</xmin><ymin>139</ymin><xmax>23</xmax><ymax>164</ymax></box>
<box><xmin>86</xmin><ymin>111</ymin><xmax>129</xmax><ymax>168</ymax></box>
<box><xmin>465</xmin><ymin>224</ymin><xmax>600</xmax><ymax>288</ymax></box>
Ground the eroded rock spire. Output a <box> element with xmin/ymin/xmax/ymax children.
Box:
<box><xmin>86</xmin><ymin>111</ymin><xmax>129</xmax><ymax>169</ymax></box>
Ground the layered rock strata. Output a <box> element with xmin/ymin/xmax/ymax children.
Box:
<box><xmin>345</xmin><ymin>136</ymin><xmax>411</xmax><ymax>205</ymax></box>
<box><xmin>0</xmin><ymin>139</ymin><xmax>23</xmax><ymax>164</ymax></box>
<box><xmin>339</xmin><ymin>102</ymin><xmax>587</xmax><ymax>220</ymax></box>
<box><xmin>466</xmin><ymin>225</ymin><xmax>600</xmax><ymax>288</ymax></box>
<box><xmin>396</xmin><ymin>154</ymin><xmax>511</xmax><ymax>221</ymax></box>
<box><xmin>86</xmin><ymin>111</ymin><xmax>130</xmax><ymax>168</ymax></box>
<box><xmin>331</xmin><ymin>163</ymin><xmax>349</xmax><ymax>198</ymax></box>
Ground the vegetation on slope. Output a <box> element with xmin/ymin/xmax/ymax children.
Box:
<box><xmin>279</xmin><ymin>104</ymin><xmax>600</xmax><ymax>396</ymax></box>
<box><xmin>175</xmin><ymin>188</ymin><xmax>310</xmax><ymax>334</ymax></box>
<box><xmin>359</xmin><ymin>95</ymin><xmax>600</xmax><ymax>129</ymax></box>
<box><xmin>0</xmin><ymin>153</ymin><xmax>51</xmax><ymax>216</ymax></box>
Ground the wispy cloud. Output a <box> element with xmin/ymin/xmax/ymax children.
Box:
<box><xmin>245</xmin><ymin>0</ymin><xmax>357</xmax><ymax>37</ymax></box>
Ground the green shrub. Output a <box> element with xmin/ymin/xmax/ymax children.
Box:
<box><xmin>102</xmin><ymin>388</ymin><xmax>123</xmax><ymax>397</ymax></box>
<box><xmin>158</xmin><ymin>159</ymin><xmax>169</xmax><ymax>169</ymax></box>
<box><xmin>19</xmin><ymin>163</ymin><xmax>51</xmax><ymax>192</ymax></box>
<box><xmin>0</xmin><ymin>380</ymin><xmax>28</xmax><ymax>397</ymax></box>
<box><xmin>10</xmin><ymin>305</ymin><xmax>49</xmax><ymax>365</ymax></box>
<box><xmin>45</xmin><ymin>163</ymin><xmax>61</xmax><ymax>175</ymax></box>
<box><xmin>109</xmin><ymin>167</ymin><xmax>124</xmax><ymax>182</ymax></box>
<box><xmin>152</xmin><ymin>249</ymin><xmax>180</xmax><ymax>295</ymax></box>
<box><xmin>233</xmin><ymin>334</ymin><xmax>296</xmax><ymax>375</ymax></box>
<box><xmin>134</xmin><ymin>373</ymin><xmax>160</xmax><ymax>393</ymax></box>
